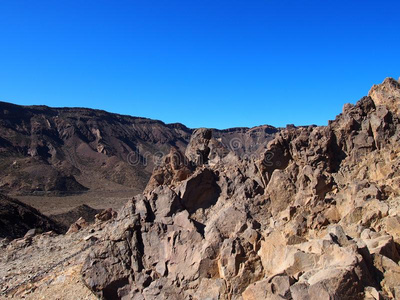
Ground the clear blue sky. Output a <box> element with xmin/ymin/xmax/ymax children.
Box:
<box><xmin>0</xmin><ymin>0</ymin><xmax>399</xmax><ymax>129</ymax></box>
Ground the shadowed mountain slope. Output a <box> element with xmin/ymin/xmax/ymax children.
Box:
<box><xmin>0</xmin><ymin>193</ymin><xmax>62</xmax><ymax>239</ymax></box>
<box><xmin>0</xmin><ymin>102</ymin><xmax>278</xmax><ymax>195</ymax></box>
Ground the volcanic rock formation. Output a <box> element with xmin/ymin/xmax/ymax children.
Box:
<box><xmin>0</xmin><ymin>102</ymin><xmax>277</xmax><ymax>195</ymax></box>
<box><xmin>80</xmin><ymin>79</ymin><xmax>400</xmax><ymax>299</ymax></box>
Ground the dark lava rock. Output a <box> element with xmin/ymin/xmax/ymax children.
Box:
<box><xmin>0</xmin><ymin>193</ymin><xmax>62</xmax><ymax>239</ymax></box>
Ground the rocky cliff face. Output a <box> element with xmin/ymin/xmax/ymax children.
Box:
<box><xmin>0</xmin><ymin>102</ymin><xmax>192</xmax><ymax>194</ymax></box>
<box><xmin>0</xmin><ymin>102</ymin><xmax>276</xmax><ymax>195</ymax></box>
<box><xmin>80</xmin><ymin>78</ymin><xmax>400</xmax><ymax>299</ymax></box>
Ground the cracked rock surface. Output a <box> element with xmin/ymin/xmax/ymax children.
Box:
<box><xmin>81</xmin><ymin>79</ymin><xmax>400</xmax><ymax>299</ymax></box>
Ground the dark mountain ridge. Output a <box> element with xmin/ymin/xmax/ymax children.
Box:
<box><xmin>0</xmin><ymin>193</ymin><xmax>62</xmax><ymax>239</ymax></box>
<box><xmin>0</xmin><ymin>101</ymin><xmax>278</xmax><ymax>195</ymax></box>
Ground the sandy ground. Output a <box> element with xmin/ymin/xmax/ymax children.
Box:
<box><xmin>1</xmin><ymin>191</ymin><xmax>140</xmax><ymax>299</ymax></box>
<box><xmin>0</xmin><ymin>225</ymin><xmax>103</xmax><ymax>299</ymax></box>
<box><xmin>13</xmin><ymin>190</ymin><xmax>139</xmax><ymax>216</ymax></box>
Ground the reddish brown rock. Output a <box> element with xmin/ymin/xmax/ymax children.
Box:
<box><xmin>77</xmin><ymin>78</ymin><xmax>400</xmax><ymax>300</ymax></box>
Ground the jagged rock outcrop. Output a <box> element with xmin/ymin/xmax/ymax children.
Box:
<box><xmin>81</xmin><ymin>78</ymin><xmax>400</xmax><ymax>299</ymax></box>
<box><xmin>50</xmin><ymin>204</ymin><xmax>102</xmax><ymax>229</ymax></box>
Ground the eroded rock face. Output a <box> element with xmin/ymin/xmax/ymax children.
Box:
<box><xmin>0</xmin><ymin>102</ymin><xmax>277</xmax><ymax>195</ymax></box>
<box><xmin>82</xmin><ymin>78</ymin><xmax>400</xmax><ymax>299</ymax></box>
